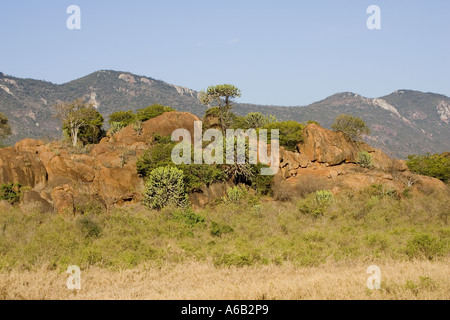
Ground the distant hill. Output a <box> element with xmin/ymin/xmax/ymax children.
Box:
<box><xmin>1</xmin><ymin>70</ymin><xmax>449</xmax><ymax>158</ymax></box>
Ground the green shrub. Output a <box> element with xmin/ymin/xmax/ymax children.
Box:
<box><xmin>315</xmin><ymin>190</ymin><xmax>333</xmax><ymax>205</ymax></box>
<box><xmin>358</xmin><ymin>151</ymin><xmax>373</xmax><ymax>168</ymax></box>
<box><xmin>0</xmin><ymin>183</ymin><xmax>21</xmax><ymax>204</ymax></box>
<box><xmin>109</xmin><ymin>122</ymin><xmax>125</xmax><ymax>135</ymax></box>
<box><xmin>172</xmin><ymin>208</ymin><xmax>205</xmax><ymax>226</ymax></box>
<box><xmin>223</xmin><ymin>186</ymin><xmax>245</xmax><ymax>204</ymax></box>
<box><xmin>406</xmin><ymin>153</ymin><xmax>450</xmax><ymax>183</ymax></box>
<box><xmin>77</xmin><ymin>216</ymin><xmax>101</xmax><ymax>239</ymax></box>
<box><xmin>406</xmin><ymin>233</ymin><xmax>445</xmax><ymax>260</ymax></box>
<box><xmin>261</xmin><ymin>121</ymin><xmax>305</xmax><ymax>152</ymax></box>
<box><xmin>210</xmin><ymin>222</ymin><xmax>234</xmax><ymax>237</ymax></box>
<box><xmin>143</xmin><ymin>166</ymin><xmax>189</xmax><ymax>210</ymax></box>
<box><xmin>298</xmin><ymin>191</ymin><xmax>333</xmax><ymax>216</ymax></box>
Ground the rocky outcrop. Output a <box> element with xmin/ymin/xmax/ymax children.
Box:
<box><xmin>298</xmin><ymin>124</ymin><xmax>361</xmax><ymax>166</ymax></box>
<box><xmin>0</xmin><ymin>112</ymin><xmax>447</xmax><ymax>213</ymax></box>
<box><xmin>297</xmin><ymin>123</ymin><xmax>402</xmax><ymax>171</ymax></box>
<box><xmin>0</xmin><ymin>112</ymin><xmax>200</xmax><ymax>213</ymax></box>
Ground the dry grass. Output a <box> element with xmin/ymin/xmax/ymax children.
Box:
<box><xmin>1</xmin><ymin>259</ymin><xmax>448</xmax><ymax>300</ymax></box>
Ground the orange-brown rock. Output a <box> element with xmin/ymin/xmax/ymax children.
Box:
<box><xmin>0</xmin><ymin>146</ymin><xmax>48</xmax><ymax>189</ymax></box>
<box><xmin>51</xmin><ymin>185</ymin><xmax>78</xmax><ymax>215</ymax></box>
<box><xmin>114</xmin><ymin>111</ymin><xmax>201</xmax><ymax>145</ymax></box>
<box><xmin>20</xmin><ymin>190</ymin><xmax>53</xmax><ymax>213</ymax></box>
<box><xmin>14</xmin><ymin>139</ymin><xmax>44</xmax><ymax>152</ymax></box>
<box><xmin>298</xmin><ymin>124</ymin><xmax>360</xmax><ymax>165</ymax></box>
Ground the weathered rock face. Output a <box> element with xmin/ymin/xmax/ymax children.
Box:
<box><xmin>298</xmin><ymin>124</ymin><xmax>361</xmax><ymax>166</ymax></box>
<box><xmin>20</xmin><ymin>190</ymin><xmax>53</xmax><ymax>213</ymax></box>
<box><xmin>0</xmin><ymin>147</ymin><xmax>48</xmax><ymax>189</ymax></box>
<box><xmin>113</xmin><ymin>111</ymin><xmax>200</xmax><ymax>145</ymax></box>
<box><xmin>297</xmin><ymin>124</ymin><xmax>400</xmax><ymax>171</ymax></box>
<box><xmin>51</xmin><ymin>185</ymin><xmax>77</xmax><ymax>215</ymax></box>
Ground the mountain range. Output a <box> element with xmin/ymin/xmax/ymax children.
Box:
<box><xmin>1</xmin><ymin>70</ymin><xmax>449</xmax><ymax>159</ymax></box>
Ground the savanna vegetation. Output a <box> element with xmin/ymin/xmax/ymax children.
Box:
<box><xmin>1</xmin><ymin>89</ymin><xmax>449</xmax><ymax>299</ymax></box>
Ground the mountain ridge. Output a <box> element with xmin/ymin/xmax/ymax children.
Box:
<box><xmin>1</xmin><ymin>70</ymin><xmax>449</xmax><ymax>158</ymax></box>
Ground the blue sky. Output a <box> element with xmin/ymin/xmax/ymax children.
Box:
<box><xmin>0</xmin><ymin>0</ymin><xmax>449</xmax><ymax>106</ymax></box>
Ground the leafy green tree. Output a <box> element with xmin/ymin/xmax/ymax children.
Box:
<box><xmin>331</xmin><ymin>114</ymin><xmax>371</xmax><ymax>142</ymax></box>
<box><xmin>136</xmin><ymin>104</ymin><xmax>174</xmax><ymax>122</ymax></box>
<box><xmin>77</xmin><ymin>109</ymin><xmax>105</xmax><ymax>145</ymax></box>
<box><xmin>0</xmin><ymin>112</ymin><xmax>12</xmax><ymax>146</ymax></box>
<box><xmin>406</xmin><ymin>153</ymin><xmax>450</xmax><ymax>183</ymax></box>
<box><xmin>199</xmin><ymin>84</ymin><xmax>241</xmax><ymax>133</ymax></box>
<box><xmin>143</xmin><ymin>166</ymin><xmax>189</xmax><ymax>210</ymax></box>
<box><xmin>108</xmin><ymin>110</ymin><xmax>136</xmax><ymax>127</ymax></box>
<box><xmin>54</xmin><ymin>99</ymin><xmax>104</xmax><ymax>147</ymax></box>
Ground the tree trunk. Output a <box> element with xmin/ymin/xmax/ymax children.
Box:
<box><xmin>71</xmin><ymin>127</ymin><xmax>79</xmax><ymax>147</ymax></box>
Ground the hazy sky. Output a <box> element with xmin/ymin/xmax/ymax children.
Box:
<box><xmin>0</xmin><ymin>0</ymin><xmax>449</xmax><ymax>106</ymax></box>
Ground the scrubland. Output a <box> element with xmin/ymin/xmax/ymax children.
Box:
<box><xmin>0</xmin><ymin>186</ymin><xmax>449</xmax><ymax>300</ymax></box>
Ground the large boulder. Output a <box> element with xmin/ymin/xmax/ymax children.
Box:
<box><xmin>114</xmin><ymin>111</ymin><xmax>201</xmax><ymax>145</ymax></box>
<box><xmin>20</xmin><ymin>190</ymin><xmax>53</xmax><ymax>213</ymax></box>
<box><xmin>0</xmin><ymin>147</ymin><xmax>48</xmax><ymax>189</ymax></box>
<box><xmin>298</xmin><ymin>124</ymin><xmax>361</xmax><ymax>166</ymax></box>
<box><xmin>51</xmin><ymin>185</ymin><xmax>78</xmax><ymax>215</ymax></box>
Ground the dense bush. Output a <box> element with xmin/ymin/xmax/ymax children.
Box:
<box><xmin>136</xmin><ymin>136</ymin><xmax>227</xmax><ymax>192</ymax></box>
<box><xmin>143</xmin><ymin>166</ymin><xmax>189</xmax><ymax>210</ymax></box>
<box><xmin>261</xmin><ymin>121</ymin><xmax>305</xmax><ymax>152</ymax></box>
<box><xmin>108</xmin><ymin>110</ymin><xmax>136</xmax><ymax>127</ymax></box>
<box><xmin>0</xmin><ymin>183</ymin><xmax>22</xmax><ymax>204</ymax></box>
<box><xmin>406</xmin><ymin>153</ymin><xmax>450</xmax><ymax>183</ymax></box>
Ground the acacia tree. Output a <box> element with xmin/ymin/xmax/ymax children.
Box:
<box><xmin>0</xmin><ymin>112</ymin><xmax>12</xmax><ymax>146</ymax></box>
<box><xmin>54</xmin><ymin>99</ymin><xmax>103</xmax><ymax>147</ymax></box>
<box><xmin>199</xmin><ymin>84</ymin><xmax>241</xmax><ymax>133</ymax></box>
<box><xmin>332</xmin><ymin>114</ymin><xmax>371</xmax><ymax>142</ymax></box>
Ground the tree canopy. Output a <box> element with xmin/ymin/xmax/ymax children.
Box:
<box><xmin>54</xmin><ymin>99</ymin><xmax>104</xmax><ymax>147</ymax></box>
<box><xmin>199</xmin><ymin>84</ymin><xmax>241</xmax><ymax>133</ymax></box>
<box><xmin>331</xmin><ymin>114</ymin><xmax>370</xmax><ymax>142</ymax></box>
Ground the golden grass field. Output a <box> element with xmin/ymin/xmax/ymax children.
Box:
<box><xmin>1</xmin><ymin>259</ymin><xmax>448</xmax><ymax>300</ymax></box>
